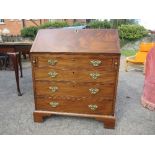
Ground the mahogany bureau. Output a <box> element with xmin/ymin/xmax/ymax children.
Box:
<box><xmin>30</xmin><ymin>29</ymin><xmax>120</xmax><ymax>129</ymax></box>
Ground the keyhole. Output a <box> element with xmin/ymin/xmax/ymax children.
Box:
<box><xmin>73</xmin><ymin>72</ymin><xmax>75</xmax><ymax>74</ymax></box>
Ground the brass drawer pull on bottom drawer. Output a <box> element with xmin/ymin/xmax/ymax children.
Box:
<box><xmin>90</xmin><ymin>60</ymin><xmax>102</xmax><ymax>66</ymax></box>
<box><xmin>89</xmin><ymin>88</ymin><xmax>99</xmax><ymax>94</ymax></box>
<box><xmin>48</xmin><ymin>71</ymin><xmax>58</xmax><ymax>78</ymax></box>
<box><xmin>49</xmin><ymin>86</ymin><xmax>58</xmax><ymax>93</ymax></box>
<box><xmin>88</xmin><ymin>104</ymin><xmax>98</xmax><ymax>111</ymax></box>
<box><xmin>49</xmin><ymin>101</ymin><xmax>59</xmax><ymax>107</ymax></box>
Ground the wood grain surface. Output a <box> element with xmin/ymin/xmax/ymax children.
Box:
<box><xmin>31</xmin><ymin>29</ymin><xmax>120</xmax><ymax>129</ymax></box>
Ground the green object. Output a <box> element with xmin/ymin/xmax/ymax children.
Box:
<box><xmin>121</xmin><ymin>50</ymin><xmax>137</xmax><ymax>57</ymax></box>
<box><xmin>88</xmin><ymin>20</ymin><xmax>111</xmax><ymax>29</ymax></box>
<box><xmin>21</xmin><ymin>21</ymin><xmax>69</xmax><ymax>39</ymax></box>
<box><xmin>72</xmin><ymin>22</ymin><xmax>85</xmax><ymax>26</ymax></box>
<box><xmin>39</xmin><ymin>21</ymin><xmax>69</xmax><ymax>29</ymax></box>
<box><xmin>118</xmin><ymin>24</ymin><xmax>148</xmax><ymax>40</ymax></box>
<box><xmin>21</xmin><ymin>26</ymin><xmax>38</xmax><ymax>39</ymax></box>
<box><xmin>110</xmin><ymin>19</ymin><xmax>138</xmax><ymax>28</ymax></box>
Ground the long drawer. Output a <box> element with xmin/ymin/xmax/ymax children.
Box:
<box><xmin>34</xmin><ymin>68</ymin><xmax>116</xmax><ymax>83</ymax></box>
<box><xmin>32</xmin><ymin>54</ymin><xmax>117</xmax><ymax>71</ymax></box>
<box><xmin>35</xmin><ymin>81</ymin><xmax>115</xmax><ymax>98</ymax></box>
<box><xmin>35</xmin><ymin>97</ymin><xmax>114</xmax><ymax>115</ymax></box>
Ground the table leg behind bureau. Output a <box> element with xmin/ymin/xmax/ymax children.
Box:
<box><xmin>9</xmin><ymin>52</ymin><xmax>22</xmax><ymax>96</ymax></box>
<box><xmin>18</xmin><ymin>51</ymin><xmax>23</xmax><ymax>77</ymax></box>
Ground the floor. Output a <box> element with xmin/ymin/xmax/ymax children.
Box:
<box><xmin>0</xmin><ymin>57</ymin><xmax>155</xmax><ymax>135</ymax></box>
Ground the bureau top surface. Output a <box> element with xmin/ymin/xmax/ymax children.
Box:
<box><xmin>30</xmin><ymin>29</ymin><xmax>120</xmax><ymax>54</ymax></box>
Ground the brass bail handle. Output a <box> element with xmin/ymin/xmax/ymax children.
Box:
<box><xmin>88</xmin><ymin>104</ymin><xmax>98</xmax><ymax>111</ymax></box>
<box><xmin>90</xmin><ymin>60</ymin><xmax>102</xmax><ymax>67</ymax></box>
<box><xmin>49</xmin><ymin>86</ymin><xmax>58</xmax><ymax>93</ymax></box>
<box><xmin>89</xmin><ymin>88</ymin><xmax>99</xmax><ymax>94</ymax></box>
<box><xmin>48</xmin><ymin>59</ymin><xmax>58</xmax><ymax>66</ymax></box>
<box><xmin>90</xmin><ymin>72</ymin><xmax>100</xmax><ymax>80</ymax></box>
<box><xmin>49</xmin><ymin>101</ymin><xmax>59</xmax><ymax>107</ymax></box>
<box><xmin>48</xmin><ymin>71</ymin><xmax>58</xmax><ymax>78</ymax></box>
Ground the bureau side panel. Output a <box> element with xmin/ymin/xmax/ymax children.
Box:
<box><xmin>30</xmin><ymin>53</ymin><xmax>38</xmax><ymax>110</ymax></box>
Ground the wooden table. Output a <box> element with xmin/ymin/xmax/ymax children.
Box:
<box><xmin>0</xmin><ymin>42</ymin><xmax>32</xmax><ymax>96</ymax></box>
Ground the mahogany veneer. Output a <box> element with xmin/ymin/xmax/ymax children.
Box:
<box><xmin>30</xmin><ymin>29</ymin><xmax>120</xmax><ymax>129</ymax></box>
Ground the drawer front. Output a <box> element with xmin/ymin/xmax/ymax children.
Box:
<box><xmin>35</xmin><ymin>81</ymin><xmax>115</xmax><ymax>98</ymax></box>
<box><xmin>35</xmin><ymin>97</ymin><xmax>113</xmax><ymax>115</ymax></box>
<box><xmin>33</xmin><ymin>54</ymin><xmax>117</xmax><ymax>71</ymax></box>
<box><xmin>34</xmin><ymin>68</ymin><xmax>116</xmax><ymax>83</ymax></box>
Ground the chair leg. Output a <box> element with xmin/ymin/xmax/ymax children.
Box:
<box><xmin>143</xmin><ymin>61</ymin><xmax>146</xmax><ymax>75</ymax></box>
<box><xmin>9</xmin><ymin>53</ymin><xmax>22</xmax><ymax>96</ymax></box>
<box><xmin>0</xmin><ymin>58</ymin><xmax>5</xmax><ymax>70</ymax></box>
<box><xmin>125</xmin><ymin>61</ymin><xmax>128</xmax><ymax>72</ymax></box>
<box><xmin>4</xmin><ymin>58</ymin><xmax>6</xmax><ymax>70</ymax></box>
<box><xmin>0</xmin><ymin>60</ymin><xmax>2</xmax><ymax>70</ymax></box>
<box><xmin>4</xmin><ymin>56</ymin><xmax>8</xmax><ymax>70</ymax></box>
<box><xmin>18</xmin><ymin>52</ymin><xmax>23</xmax><ymax>78</ymax></box>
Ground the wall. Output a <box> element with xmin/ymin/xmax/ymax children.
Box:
<box><xmin>49</xmin><ymin>19</ymin><xmax>87</xmax><ymax>25</ymax></box>
<box><xmin>64</xmin><ymin>19</ymin><xmax>87</xmax><ymax>25</ymax></box>
<box><xmin>0</xmin><ymin>19</ymin><xmax>48</xmax><ymax>35</ymax></box>
<box><xmin>0</xmin><ymin>19</ymin><xmax>89</xmax><ymax>35</ymax></box>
